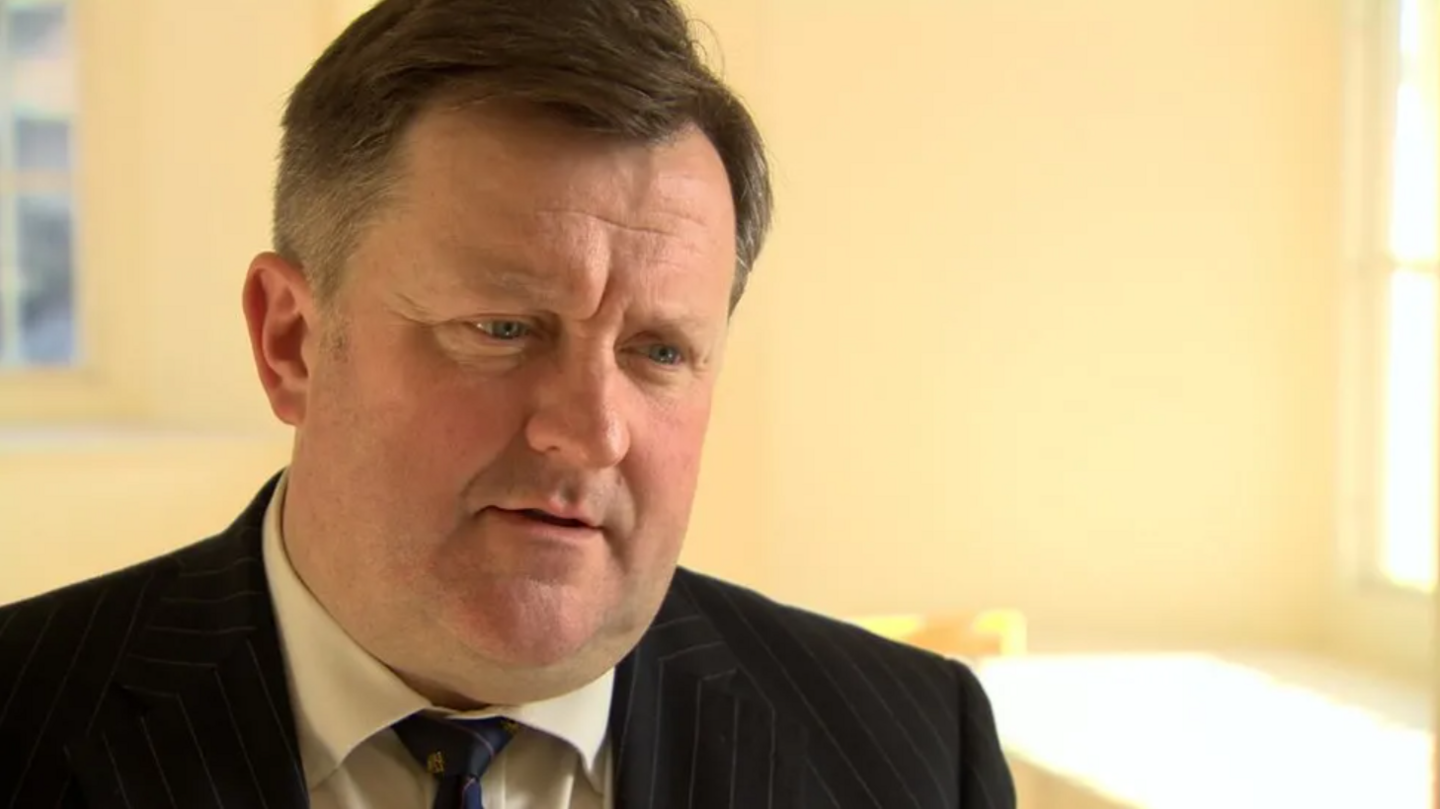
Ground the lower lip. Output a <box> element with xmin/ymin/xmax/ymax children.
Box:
<box><xmin>482</xmin><ymin>508</ymin><xmax>601</xmax><ymax>542</ymax></box>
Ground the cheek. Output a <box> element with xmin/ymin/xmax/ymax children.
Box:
<box><xmin>630</xmin><ymin>394</ymin><xmax>715</xmax><ymax>529</ymax></box>
<box><xmin>327</xmin><ymin>329</ymin><xmax>527</xmax><ymax>480</ymax></box>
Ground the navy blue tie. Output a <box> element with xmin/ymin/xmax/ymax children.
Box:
<box><xmin>393</xmin><ymin>713</ymin><xmax>520</xmax><ymax>809</ymax></box>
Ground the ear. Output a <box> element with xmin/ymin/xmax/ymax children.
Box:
<box><xmin>243</xmin><ymin>252</ymin><xmax>320</xmax><ymax>426</ymax></box>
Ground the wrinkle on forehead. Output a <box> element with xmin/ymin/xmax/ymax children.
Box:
<box><xmin>535</xmin><ymin>208</ymin><xmax>700</xmax><ymax>240</ymax></box>
<box><xmin>523</xmin><ymin>208</ymin><xmax>711</xmax><ymax>323</ymax></box>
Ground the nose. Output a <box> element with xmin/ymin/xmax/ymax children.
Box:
<box><xmin>523</xmin><ymin>357</ymin><xmax>631</xmax><ymax>470</ymax></box>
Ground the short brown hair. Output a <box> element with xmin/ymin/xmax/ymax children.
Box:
<box><xmin>274</xmin><ymin>0</ymin><xmax>772</xmax><ymax>311</ymax></box>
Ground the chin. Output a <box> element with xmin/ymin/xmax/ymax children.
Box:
<box><xmin>476</xmin><ymin>633</ymin><xmax>592</xmax><ymax>671</ymax></box>
<box><xmin>449</xmin><ymin>586</ymin><xmax>613</xmax><ymax>671</ymax></box>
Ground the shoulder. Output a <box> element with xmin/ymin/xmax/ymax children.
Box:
<box><xmin>0</xmin><ymin>521</ymin><xmax>270</xmax><ymax>807</ymax></box>
<box><xmin>672</xmin><ymin>568</ymin><xmax>1016</xmax><ymax>805</ymax></box>
<box><xmin>0</xmin><ymin>533</ymin><xmax>235</xmax><ymax>739</ymax></box>
<box><xmin>672</xmin><ymin>566</ymin><xmax>977</xmax><ymax>719</ymax></box>
<box><xmin>0</xmin><ymin>550</ymin><xmax>179</xmax><ymax>674</ymax></box>
<box><xmin>0</xmin><ymin>474</ymin><xmax>277</xmax><ymax>686</ymax></box>
<box><xmin>0</xmin><ymin>549</ymin><xmax>178</xmax><ymax>802</ymax></box>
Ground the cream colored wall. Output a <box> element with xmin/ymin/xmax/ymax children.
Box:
<box><xmin>1330</xmin><ymin>587</ymin><xmax>1432</xmax><ymax>681</ymax></box>
<box><xmin>0</xmin><ymin>433</ymin><xmax>290</xmax><ymax>600</ymax></box>
<box><xmin>2</xmin><ymin>0</ymin><xmax>1425</xmax><ymax>682</ymax></box>
<box><xmin>746</xmin><ymin>0</ymin><xmax>1341</xmax><ymax>650</ymax></box>
<box><xmin>111</xmin><ymin>0</ymin><xmax>331</xmax><ymax>432</ymax></box>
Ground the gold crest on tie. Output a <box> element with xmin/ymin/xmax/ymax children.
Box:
<box><xmin>426</xmin><ymin>750</ymin><xmax>445</xmax><ymax>775</ymax></box>
<box><xmin>501</xmin><ymin>719</ymin><xmax>521</xmax><ymax>736</ymax></box>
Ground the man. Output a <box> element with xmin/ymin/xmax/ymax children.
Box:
<box><xmin>0</xmin><ymin>0</ymin><xmax>1014</xmax><ymax>806</ymax></box>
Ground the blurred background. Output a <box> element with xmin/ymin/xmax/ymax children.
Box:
<box><xmin>0</xmin><ymin>0</ymin><xmax>1434</xmax><ymax>806</ymax></box>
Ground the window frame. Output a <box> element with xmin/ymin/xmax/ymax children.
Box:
<box><xmin>1340</xmin><ymin>0</ymin><xmax>1439</xmax><ymax>597</ymax></box>
<box><xmin>0</xmin><ymin>0</ymin><xmax>81</xmax><ymax>373</ymax></box>
<box><xmin>0</xmin><ymin>0</ymin><xmax>140</xmax><ymax>424</ymax></box>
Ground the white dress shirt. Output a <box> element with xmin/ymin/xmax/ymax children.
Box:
<box><xmin>261</xmin><ymin>473</ymin><xmax>613</xmax><ymax>808</ymax></box>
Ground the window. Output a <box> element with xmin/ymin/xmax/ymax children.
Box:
<box><xmin>0</xmin><ymin>0</ymin><xmax>76</xmax><ymax>369</ymax></box>
<box><xmin>1346</xmin><ymin>0</ymin><xmax>1439</xmax><ymax>592</ymax></box>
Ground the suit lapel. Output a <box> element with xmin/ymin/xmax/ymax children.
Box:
<box><xmin>609</xmin><ymin>572</ymin><xmax>807</xmax><ymax>809</ymax></box>
<box><xmin>65</xmin><ymin>478</ymin><xmax>308</xmax><ymax>809</ymax></box>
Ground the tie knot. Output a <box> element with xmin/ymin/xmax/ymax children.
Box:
<box><xmin>393</xmin><ymin>713</ymin><xmax>520</xmax><ymax>781</ymax></box>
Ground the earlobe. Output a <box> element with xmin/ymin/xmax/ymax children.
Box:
<box><xmin>243</xmin><ymin>252</ymin><xmax>317</xmax><ymax>426</ymax></box>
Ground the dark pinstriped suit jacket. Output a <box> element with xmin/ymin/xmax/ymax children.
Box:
<box><xmin>0</xmin><ymin>478</ymin><xmax>1015</xmax><ymax>808</ymax></box>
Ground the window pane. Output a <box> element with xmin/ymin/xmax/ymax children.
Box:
<box><xmin>15</xmin><ymin>193</ymin><xmax>73</xmax><ymax>365</ymax></box>
<box><xmin>1390</xmin><ymin>0</ymin><xmax>1439</xmax><ymax>263</ymax></box>
<box><xmin>1400</xmin><ymin>0</ymin><xmax>1423</xmax><ymax>59</ymax></box>
<box><xmin>0</xmin><ymin>200</ymin><xmax>6</xmax><ymax>362</ymax></box>
<box><xmin>1</xmin><ymin>0</ymin><xmax>77</xmax><ymax>370</ymax></box>
<box><xmin>1389</xmin><ymin>83</ymin><xmax>1438</xmax><ymax>262</ymax></box>
<box><xmin>14</xmin><ymin>115</ymin><xmax>69</xmax><ymax>171</ymax></box>
<box><xmin>4</xmin><ymin>4</ymin><xmax>66</xmax><ymax>61</ymax></box>
<box><xmin>1380</xmin><ymin>269</ymin><xmax>1439</xmax><ymax>590</ymax></box>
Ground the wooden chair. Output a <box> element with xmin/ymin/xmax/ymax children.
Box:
<box><xmin>849</xmin><ymin>609</ymin><xmax>1027</xmax><ymax>658</ymax></box>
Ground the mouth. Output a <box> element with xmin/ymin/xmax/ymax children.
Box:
<box><xmin>508</xmin><ymin>508</ymin><xmax>592</xmax><ymax>530</ymax></box>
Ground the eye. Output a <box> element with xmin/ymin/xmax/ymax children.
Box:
<box><xmin>645</xmin><ymin>343</ymin><xmax>686</xmax><ymax>366</ymax></box>
<box><xmin>476</xmin><ymin>319</ymin><xmax>531</xmax><ymax>341</ymax></box>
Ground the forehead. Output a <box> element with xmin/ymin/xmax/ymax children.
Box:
<box><xmin>401</xmin><ymin>104</ymin><xmax>731</xmax><ymax>248</ymax></box>
<box><xmin>358</xmin><ymin>102</ymin><xmax>738</xmax><ymax>315</ymax></box>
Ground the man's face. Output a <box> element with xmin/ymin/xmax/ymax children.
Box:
<box><xmin>267</xmin><ymin>104</ymin><xmax>736</xmax><ymax>702</ymax></box>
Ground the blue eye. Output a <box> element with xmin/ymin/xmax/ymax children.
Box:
<box><xmin>647</xmin><ymin>344</ymin><xmax>685</xmax><ymax>366</ymax></box>
<box><xmin>477</xmin><ymin>320</ymin><xmax>530</xmax><ymax>340</ymax></box>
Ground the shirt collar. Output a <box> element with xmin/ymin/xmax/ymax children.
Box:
<box><xmin>262</xmin><ymin>472</ymin><xmax>614</xmax><ymax>791</ymax></box>
<box><xmin>436</xmin><ymin>669</ymin><xmax>614</xmax><ymax>791</ymax></box>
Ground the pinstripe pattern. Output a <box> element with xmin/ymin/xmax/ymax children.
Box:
<box><xmin>1</xmin><ymin>476</ymin><xmax>1014</xmax><ymax>808</ymax></box>
<box><xmin>608</xmin><ymin>572</ymin><xmax>1015</xmax><ymax>808</ymax></box>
